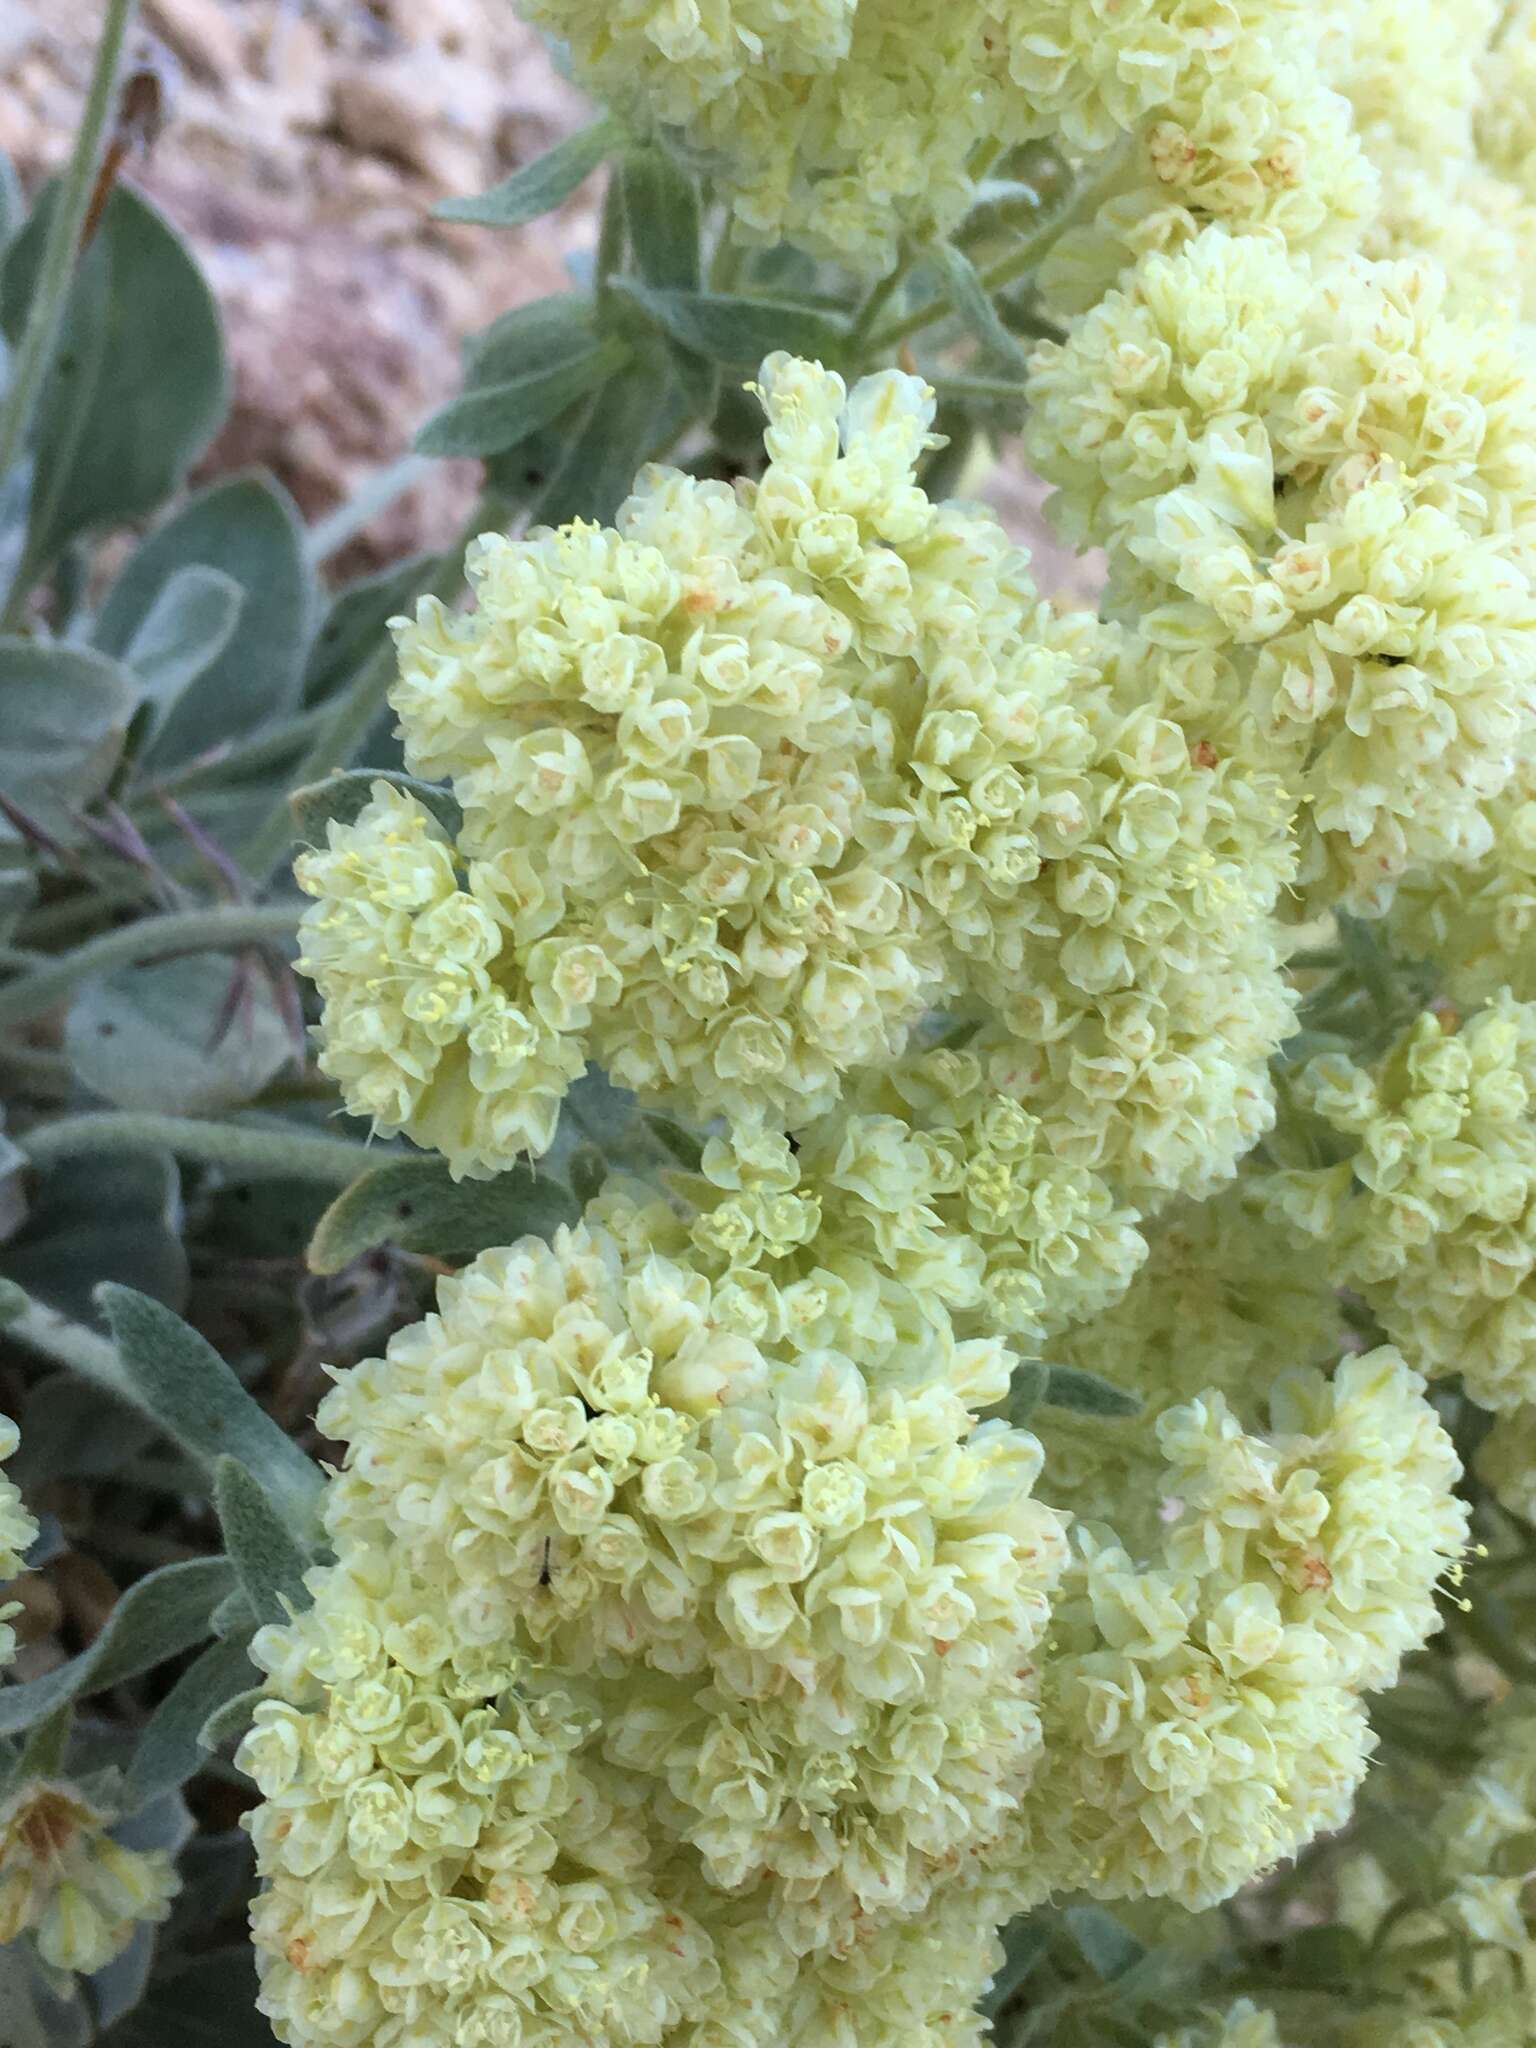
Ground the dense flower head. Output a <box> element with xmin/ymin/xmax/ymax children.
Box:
<box><xmin>915</xmin><ymin>610</ymin><xmax>1298</xmax><ymax>1201</ymax></box>
<box><xmin>1333</xmin><ymin>0</ymin><xmax>1531</xmax><ymax>323</ymax></box>
<box><xmin>1013</xmin><ymin>1522</ymin><xmax>1377</xmax><ymax>1912</ymax></box>
<box><xmin>1038</xmin><ymin>1182</ymin><xmax>1344</xmax><ymax>1535</ymax></box>
<box><xmin>1390</xmin><ymin>758</ymin><xmax>1536</xmax><ymax>1008</ymax></box>
<box><xmin>1027</xmin><ymin>227</ymin><xmax>1536</xmax><ymax>908</ymax></box>
<box><xmin>1005</xmin><ymin>1344</ymin><xmax>1462</xmax><ymax>1914</ymax></box>
<box><xmin>0</xmin><ymin>1780</ymin><xmax>178</xmax><ymax>1979</ymax></box>
<box><xmin>0</xmin><ymin>1416</ymin><xmax>35</xmax><ymax>1671</ymax></box>
<box><xmin>1267</xmin><ymin>996</ymin><xmax>1536</xmax><ymax>1414</ymax></box>
<box><xmin>292</xmin><ymin>1226</ymin><xmax>1067</xmax><ymax>1953</ymax></box>
<box><xmin>513</xmin><ymin>0</ymin><xmax>1339</xmax><ymax>271</ymax></box>
<box><xmin>298</xmin><ymin>356</ymin><xmax>963</xmax><ymax>1166</ymax></box>
<box><xmin>1039</xmin><ymin>34</ymin><xmax>1375</xmax><ymax>316</ymax></box>
<box><xmin>298</xmin><ymin>355</ymin><xmax>1296</xmax><ymax>1185</ymax></box>
<box><xmin>594</xmin><ymin>1032</ymin><xmax>1149</xmax><ymax>1372</ymax></box>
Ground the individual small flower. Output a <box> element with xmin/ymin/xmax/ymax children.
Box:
<box><xmin>0</xmin><ymin>1782</ymin><xmax>178</xmax><ymax>1979</ymax></box>
<box><xmin>0</xmin><ymin>1416</ymin><xmax>36</xmax><ymax>1672</ymax></box>
<box><xmin>1266</xmin><ymin>996</ymin><xmax>1536</xmax><ymax>1415</ymax></box>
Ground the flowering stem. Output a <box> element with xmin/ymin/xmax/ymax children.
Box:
<box><xmin>0</xmin><ymin>0</ymin><xmax>137</xmax><ymax>541</ymax></box>
<box><xmin>868</xmin><ymin>227</ymin><xmax>1062</xmax><ymax>354</ymax></box>
<box><xmin>0</xmin><ymin>901</ymin><xmax>298</xmax><ymax>1030</ymax></box>
<box><xmin>849</xmin><ymin>246</ymin><xmax>916</xmax><ymax>354</ymax></box>
<box><xmin>18</xmin><ymin>1112</ymin><xmax>384</xmax><ymax>1184</ymax></box>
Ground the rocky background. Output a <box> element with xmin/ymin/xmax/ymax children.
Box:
<box><xmin>5</xmin><ymin>0</ymin><xmax>1095</xmax><ymax>595</ymax></box>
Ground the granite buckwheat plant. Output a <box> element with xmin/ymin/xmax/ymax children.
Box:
<box><xmin>4</xmin><ymin>0</ymin><xmax>1536</xmax><ymax>2043</ymax></box>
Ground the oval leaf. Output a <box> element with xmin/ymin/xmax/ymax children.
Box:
<box><xmin>121</xmin><ymin>564</ymin><xmax>245</xmax><ymax>725</ymax></box>
<box><xmin>214</xmin><ymin>1457</ymin><xmax>311</xmax><ymax>1630</ymax></box>
<box><xmin>65</xmin><ymin>954</ymin><xmax>296</xmax><ymax>1116</ymax></box>
<box><xmin>308</xmin><ymin>1155</ymin><xmax>578</xmax><ymax>1275</ymax></box>
<box><xmin>416</xmin><ymin>338</ymin><xmax>630</xmax><ymax>459</ymax></box>
<box><xmin>0</xmin><ymin>637</ymin><xmax>135</xmax><ymax>835</ymax></box>
<box><xmin>1</xmin><ymin>184</ymin><xmax>226</xmax><ymax>567</ymax></box>
<box><xmin>290</xmin><ymin>769</ymin><xmax>461</xmax><ymax>846</ymax></box>
<box><xmin>434</xmin><ymin>115</ymin><xmax>621</xmax><ymax>227</ymax></box>
<box><xmin>1043</xmin><ymin>1365</ymin><xmax>1143</xmax><ymax>1418</ymax></box>
<box><xmin>94</xmin><ymin>474</ymin><xmax>314</xmax><ymax>768</ymax></box>
<box><xmin>96</xmin><ymin>1285</ymin><xmax>322</xmax><ymax>1526</ymax></box>
<box><xmin>615</xmin><ymin>281</ymin><xmax>847</xmax><ymax>366</ymax></box>
<box><xmin>0</xmin><ymin>1556</ymin><xmax>236</xmax><ymax>1736</ymax></box>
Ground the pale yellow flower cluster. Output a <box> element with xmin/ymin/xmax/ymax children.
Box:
<box><xmin>1391</xmin><ymin>757</ymin><xmax>1536</xmax><ymax>1008</ymax></box>
<box><xmin>1008</xmin><ymin>1347</ymin><xmax>1464</xmax><ymax>1913</ymax></box>
<box><xmin>1039</xmin><ymin>1180</ymin><xmax>1342</xmax><ymax>1538</ymax></box>
<box><xmin>0</xmin><ymin>1781</ymin><xmax>178</xmax><ymax>1979</ymax></box>
<box><xmin>515</xmin><ymin>0</ymin><xmax>1340</xmax><ymax>272</ymax></box>
<box><xmin>1157</xmin><ymin>2000</ymin><xmax>1284</xmax><ymax>2048</ymax></box>
<box><xmin>298</xmin><ymin>358</ymin><xmax>1297</xmax><ymax>1190</ymax></box>
<box><xmin>1268</xmin><ymin>996</ymin><xmax>1536</xmax><ymax>1416</ymax></box>
<box><xmin>1027</xmin><ymin>229</ymin><xmax>1536</xmax><ymax>910</ymax></box>
<box><xmin>243</xmin><ymin>1225</ymin><xmax>1068</xmax><ymax>2044</ymax></box>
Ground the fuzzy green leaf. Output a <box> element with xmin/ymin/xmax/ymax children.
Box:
<box><xmin>307</xmin><ymin>1155</ymin><xmax>579</xmax><ymax>1275</ymax></box>
<box><xmin>97</xmin><ymin>1285</ymin><xmax>322</xmax><ymax>1524</ymax></box>
<box><xmin>120</xmin><ymin>564</ymin><xmax>244</xmax><ymax>727</ymax></box>
<box><xmin>65</xmin><ymin>954</ymin><xmax>295</xmax><ymax>1116</ymax></box>
<box><xmin>528</xmin><ymin>338</ymin><xmax>690</xmax><ymax>526</ymax></box>
<box><xmin>621</xmin><ymin>148</ymin><xmax>701</xmax><ymax>293</ymax></box>
<box><xmin>1043</xmin><ymin>1365</ymin><xmax>1142</xmax><ymax>1418</ymax></box>
<box><xmin>289</xmin><ymin>768</ymin><xmax>461</xmax><ymax>845</ymax></box>
<box><xmin>126</xmin><ymin>1635</ymin><xmax>259</xmax><ymax>1805</ymax></box>
<box><xmin>214</xmin><ymin>1458</ymin><xmax>311</xmax><ymax>1631</ymax></box>
<box><xmin>416</xmin><ymin>338</ymin><xmax>630</xmax><ymax>459</ymax></box>
<box><xmin>94</xmin><ymin>474</ymin><xmax>314</xmax><ymax>768</ymax></box>
<box><xmin>1</xmin><ymin>1154</ymin><xmax>188</xmax><ymax>1321</ymax></box>
<box><xmin>435</xmin><ymin>116</ymin><xmax>622</xmax><ymax>227</ymax></box>
<box><xmin>1063</xmin><ymin>1905</ymin><xmax>1145</xmax><ymax>1983</ymax></box>
<box><xmin>0</xmin><ymin>636</ymin><xmax>135</xmax><ymax>835</ymax></box>
<box><xmin>615</xmin><ymin>281</ymin><xmax>847</xmax><ymax>366</ymax></box>
<box><xmin>929</xmin><ymin>240</ymin><xmax>1030</xmax><ymax>369</ymax></box>
<box><xmin>464</xmin><ymin>294</ymin><xmax>598</xmax><ymax>388</ymax></box>
<box><xmin>1</xmin><ymin>184</ymin><xmax>226</xmax><ymax>570</ymax></box>
<box><xmin>0</xmin><ymin>1556</ymin><xmax>235</xmax><ymax>1735</ymax></box>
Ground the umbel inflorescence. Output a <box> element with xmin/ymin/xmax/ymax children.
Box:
<box><xmin>260</xmin><ymin>1</ymin><xmax>1536</xmax><ymax>2043</ymax></box>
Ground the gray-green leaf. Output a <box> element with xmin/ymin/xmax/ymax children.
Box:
<box><xmin>621</xmin><ymin>148</ymin><xmax>701</xmax><ymax>293</ymax></box>
<box><xmin>65</xmin><ymin>954</ymin><xmax>295</xmax><ymax>1116</ymax></box>
<box><xmin>94</xmin><ymin>474</ymin><xmax>314</xmax><ymax>768</ymax></box>
<box><xmin>96</xmin><ymin>1285</ymin><xmax>322</xmax><ymax>1526</ymax></box>
<box><xmin>0</xmin><ymin>1153</ymin><xmax>188</xmax><ymax>1321</ymax></box>
<box><xmin>290</xmin><ymin>768</ymin><xmax>461</xmax><ymax>845</ymax></box>
<box><xmin>416</xmin><ymin>338</ymin><xmax>630</xmax><ymax>459</ymax></box>
<box><xmin>1042</xmin><ymin>1364</ymin><xmax>1142</xmax><ymax>1418</ymax></box>
<box><xmin>120</xmin><ymin>564</ymin><xmax>244</xmax><ymax>726</ymax></box>
<box><xmin>929</xmin><ymin>240</ymin><xmax>1030</xmax><ymax>370</ymax></box>
<box><xmin>434</xmin><ymin>115</ymin><xmax>621</xmax><ymax>227</ymax></box>
<box><xmin>615</xmin><ymin>281</ymin><xmax>847</xmax><ymax>367</ymax></box>
<box><xmin>125</xmin><ymin>1635</ymin><xmax>259</xmax><ymax>1805</ymax></box>
<box><xmin>1063</xmin><ymin>1905</ymin><xmax>1145</xmax><ymax>1983</ymax></box>
<box><xmin>214</xmin><ymin>1458</ymin><xmax>311</xmax><ymax>1630</ymax></box>
<box><xmin>308</xmin><ymin>1155</ymin><xmax>578</xmax><ymax>1275</ymax></box>
<box><xmin>0</xmin><ymin>1556</ymin><xmax>235</xmax><ymax>1736</ymax></box>
<box><xmin>0</xmin><ymin>637</ymin><xmax>135</xmax><ymax>835</ymax></box>
<box><xmin>529</xmin><ymin>338</ymin><xmax>689</xmax><ymax>526</ymax></box>
<box><xmin>1</xmin><ymin>185</ymin><xmax>226</xmax><ymax>571</ymax></box>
